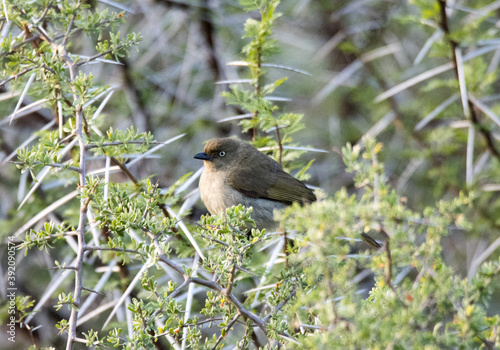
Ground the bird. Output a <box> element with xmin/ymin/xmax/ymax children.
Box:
<box><xmin>194</xmin><ymin>137</ymin><xmax>316</xmax><ymax>230</ymax></box>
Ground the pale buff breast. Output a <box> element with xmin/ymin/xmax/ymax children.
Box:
<box><xmin>199</xmin><ymin>167</ymin><xmax>286</xmax><ymax>230</ymax></box>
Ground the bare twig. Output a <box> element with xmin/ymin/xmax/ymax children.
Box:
<box><xmin>61</xmin><ymin>9</ymin><xmax>76</xmax><ymax>48</ymax></box>
<box><xmin>59</xmin><ymin>3</ymin><xmax>88</xmax><ymax>348</ymax></box>
<box><xmin>168</xmin><ymin>279</ymin><xmax>191</xmax><ymax>299</ymax></box>
<box><xmin>283</xmin><ymin>230</ymin><xmax>289</xmax><ymax>268</ymax></box>
<box><xmin>74</xmin><ymin>44</ymin><xmax>134</xmax><ymax>68</ymax></box>
<box><xmin>476</xmin><ymin>335</ymin><xmax>496</xmax><ymax>350</ymax></box>
<box><xmin>379</xmin><ymin>227</ymin><xmax>394</xmax><ymax>291</ymax></box>
<box><xmin>251</xmin><ymin>30</ymin><xmax>263</xmax><ymax>141</ymax></box>
<box><xmin>211</xmin><ymin>313</ymin><xmax>241</xmax><ymax>350</ymax></box>
<box><xmin>0</xmin><ymin>35</ymin><xmax>41</xmax><ymax>57</ymax></box>
<box><xmin>110</xmin><ymin>156</ymin><xmax>138</xmax><ymax>184</ymax></box>
<box><xmin>235</xmin><ymin>265</ymin><xmax>259</xmax><ymax>277</ymax></box>
<box><xmin>82</xmin><ymin>287</ymin><xmax>105</xmax><ymax>296</ymax></box>
<box><xmin>53</xmin><ymin>266</ymin><xmax>77</xmax><ymax>271</ymax></box>
<box><xmin>437</xmin><ymin>0</ymin><xmax>500</xmax><ymax>161</ymax></box>
<box><xmin>263</xmin><ymin>289</ymin><xmax>297</xmax><ymax>323</ymax></box>
<box><xmin>0</xmin><ymin>67</ymin><xmax>36</xmax><ymax>88</ymax></box>
<box><xmin>276</xmin><ymin>124</ymin><xmax>283</xmax><ymax>166</ymax></box>
<box><xmin>226</xmin><ymin>263</ymin><xmax>237</xmax><ymax>295</ymax></box>
<box><xmin>83</xmin><ymin>246</ymin><xmax>142</xmax><ymax>254</ymax></box>
<box><xmin>198</xmin><ymin>232</ymin><xmax>230</xmax><ymax>247</ymax></box>
<box><xmin>10</xmin><ymin>161</ymin><xmax>82</xmax><ymax>173</ymax></box>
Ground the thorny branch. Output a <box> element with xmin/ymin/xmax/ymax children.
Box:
<box><xmin>437</xmin><ymin>0</ymin><xmax>500</xmax><ymax>160</ymax></box>
<box><xmin>212</xmin><ymin>313</ymin><xmax>241</xmax><ymax>350</ymax></box>
<box><xmin>276</xmin><ymin>124</ymin><xmax>283</xmax><ymax>166</ymax></box>
<box><xmin>146</xmin><ymin>231</ymin><xmax>269</xmax><ymax>336</ymax></box>
<box><xmin>10</xmin><ymin>161</ymin><xmax>82</xmax><ymax>173</ymax></box>
<box><xmin>263</xmin><ymin>289</ymin><xmax>297</xmax><ymax>323</ymax></box>
<box><xmin>378</xmin><ymin>226</ymin><xmax>395</xmax><ymax>292</ymax></box>
<box><xmin>0</xmin><ymin>67</ymin><xmax>37</xmax><ymax>88</ymax></box>
<box><xmin>153</xmin><ymin>317</ymin><xmax>248</xmax><ymax>340</ymax></box>
<box><xmin>56</xmin><ymin>2</ymin><xmax>87</xmax><ymax>349</ymax></box>
<box><xmin>83</xmin><ymin>246</ymin><xmax>142</xmax><ymax>254</ymax></box>
<box><xmin>85</xmin><ymin>140</ymin><xmax>166</xmax><ymax>149</ymax></box>
<box><xmin>110</xmin><ymin>156</ymin><xmax>139</xmax><ymax>184</ymax></box>
<box><xmin>74</xmin><ymin>43</ymin><xmax>139</xmax><ymax>68</ymax></box>
<box><xmin>252</xmin><ymin>46</ymin><xmax>262</xmax><ymax>142</ymax></box>
<box><xmin>283</xmin><ymin>230</ymin><xmax>289</xmax><ymax>268</ymax></box>
<box><xmin>225</xmin><ymin>263</ymin><xmax>237</xmax><ymax>295</ymax></box>
<box><xmin>379</xmin><ymin>225</ymin><xmax>408</xmax><ymax>308</ymax></box>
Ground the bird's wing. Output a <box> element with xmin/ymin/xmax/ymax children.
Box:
<box><xmin>229</xmin><ymin>161</ymin><xmax>316</xmax><ymax>205</ymax></box>
<box><xmin>266</xmin><ymin>171</ymin><xmax>316</xmax><ymax>204</ymax></box>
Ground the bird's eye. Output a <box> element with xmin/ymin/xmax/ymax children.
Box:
<box><xmin>219</xmin><ymin>151</ymin><xmax>226</xmax><ymax>157</ymax></box>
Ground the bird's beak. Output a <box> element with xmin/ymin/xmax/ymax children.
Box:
<box><xmin>194</xmin><ymin>152</ymin><xmax>213</xmax><ymax>161</ymax></box>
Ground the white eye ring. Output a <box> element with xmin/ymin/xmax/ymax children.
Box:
<box><xmin>219</xmin><ymin>151</ymin><xmax>225</xmax><ymax>157</ymax></box>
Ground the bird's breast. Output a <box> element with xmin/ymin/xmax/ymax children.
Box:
<box><xmin>199</xmin><ymin>168</ymin><xmax>286</xmax><ymax>230</ymax></box>
<box><xmin>199</xmin><ymin>169</ymin><xmax>240</xmax><ymax>215</ymax></box>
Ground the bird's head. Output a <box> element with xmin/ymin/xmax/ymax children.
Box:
<box><xmin>194</xmin><ymin>138</ymin><xmax>246</xmax><ymax>171</ymax></box>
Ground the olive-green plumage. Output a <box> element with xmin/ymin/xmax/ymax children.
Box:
<box><xmin>194</xmin><ymin>137</ymin><xmax>316</xmax><ymax>229</ymax></box>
